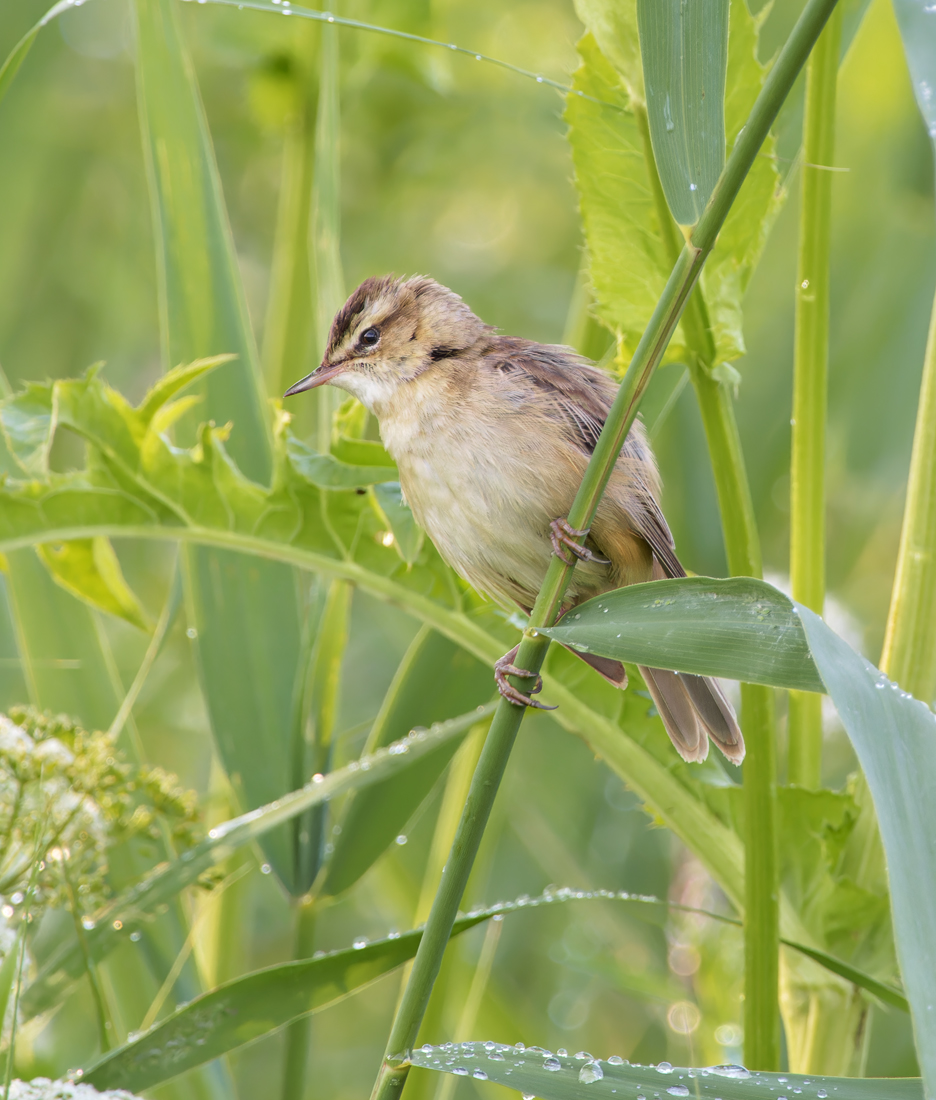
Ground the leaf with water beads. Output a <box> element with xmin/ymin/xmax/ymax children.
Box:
<box><xmin>407</xmin><ymin>1042</ymin><xmax>923</xmax><ymax>1100</ymax></box>
<box><xmin>21</xmin><ymin>705</ymin><xmax>495</xmax><ymax>1020</ymax></box>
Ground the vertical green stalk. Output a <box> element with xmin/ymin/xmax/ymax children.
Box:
<box><xmin>642</xmin><ymin>84</ymin><xmax>780</xmax><ymax>1073</ymax></box>
<box><xmin>261</xmin><ymin>28</ymin><xmax>318</xmax><ymax>412</ymax></box>
<box><xmin>788</xmin><ymin>5</ymin><xmax>843</xmax><ymax>789</ymax></box>
<box><xmin>280</xmin><ymin>579</ymin><xmax>350</xmax><ymax>1100</ymax></box>
<box><xmin>310</xmin><ymin>20</ymin><xmax>344</xmax><ymax>453</ymax></box>
<box><xmin>692</xmin><ymin>369</ymin><xmax>780</xmax><ymax>1072</ymax></box>
<box><xmin>369</xmin><ymin>3</ymin><xmax>840</xmax><ymax>1096</ymax></box>
<box><xmin>881</xmin><ymin>286</ymin><xmax>936</xmax><ymax>703</ymax></box>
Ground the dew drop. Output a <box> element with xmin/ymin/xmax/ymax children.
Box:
<box><xmin>580</xmin><ymin>1062</ymin><xmax>604</xmax><ymax>1084</ymax></box>
<box><xmin>667</xmin><ymin>1088</ymin><xmax>689</xmax><ymax>1097</ymax></box>
<box><xmin>656</xmin><ymin>1062</ymin><xmax>674</xmax><ymax>1074</ymax></box>
<box><xmin>353</xmin><ymin>937</ymin><xmax>368</xmax><ymax>949</ymax></box>
<box><xmin>608</xmin><ymin>1056</ymin><xmax>625</xmax><ymax>1065</ymax></box>
<box><xmin>709</xmin><ymin>1065</ymin><xmax>751</xmax><ymax>1079</ymax></box>
<box><xmin>544</xmin><ymin>1058</ymin><xmax>562</xmax><ymax>1071</ymax></box>
<box><xmin>130</xmin><ymin>931</ymin><xmax>141</xmax><ymax>942</ymax></box>
<box><xmin>186</xmin><ymin>627</ymin><xmax>198</xmax><ymax>639</ymax></box>
<box><xmin>473</xmin><ymin>1070</ymin><xmax>488</xmax><ymax>1080</ymax></box>
<box><xmin>453</xmin><ymin>1067</ymin><xmax>469</xmax><ymax>1076</ymax></box>
<box><xmin>81</xmin><ymin>918</ymin><xmax>95</xmax><ymax>930</ymax></box>
<box><xmin>817</xmin><ymin>1092</ymin><xmax>828</xmax><ymax>1098</ymax></box>
<box><xmin>522</xmin><ymin>1095</ymin><xmax>535</xmax><ymax>1100</ymax></box>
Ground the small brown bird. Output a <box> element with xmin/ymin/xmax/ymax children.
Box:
<box><xmin>285</xmin><ymin>275</ymin><xmax>743</xmax><ymax>765</ymax></box>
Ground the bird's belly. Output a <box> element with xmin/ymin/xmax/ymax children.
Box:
<box><xmin>394</xmin><ymin>433</ymin><xmax>605</xmax><ymax>609</ymax></box>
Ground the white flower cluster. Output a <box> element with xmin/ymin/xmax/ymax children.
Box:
<box><xmin>5</xmin><ymin>1082</ymin><xmax>141</xmax><ymax>1100</ymax></box>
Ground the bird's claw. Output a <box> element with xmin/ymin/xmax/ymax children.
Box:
<box><xmin>494</xmin><ymin>650</ymin><xmax>557</xmax><ymax>711</ymax></box>
<box><xmin>549</xmin><ymin>517</ymin><xmax>610</xmax><ymax>566</ymax></box>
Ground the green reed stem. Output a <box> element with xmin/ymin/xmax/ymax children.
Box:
<box><xmin>640</xmin><ymin>68</ymin><xmax>780</xmax><ymax>1072</ymax></box>
<box><xmin>789</xmin><ymin>4</ymin><xmax>843</xmax><ymax>788</ymax></box>
<box><xmin>369</xmin><ymin>2</ymin><xmax>840</xmax><ymax>1095</ymax></box>
<box><xmin>881</xmin><ymin>284</ymin><xmax>936</xmax><ymax>703</ymax></box>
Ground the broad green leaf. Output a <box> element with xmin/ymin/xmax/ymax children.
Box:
<box><xmin>566</xmin><ymin>36</ymin><xmax>686</xmax><ymax>363</ymax></box>
<box><xmin>0</xmin><ymin>382</ymin><xmax>54</xmax><ymax>474</ymax></box>
<box><xmin>286</xmin><ymin>436</ymin><xmax>401</xmax><ymax>489</ymax></box>
<box><xmin>573</xmin><ymin>0</ymin><xmax>643</xmax><ymax>98</ymax></box>
<box><xmin>321</xmin><ymin>628</ymin><xmax>493</xmax><ymax>897</ymax></box>
<box><xmin>21</xmin><ymin>706</ymin><xmax>495</xmax><ymax>1020</ymax></box>
<box><xmin>567</xmin><ymin>2</ymin><xmax>781</xmax><ymax>367</ymax></box>
<box><xmin>892</xmin><ymin>0</ymin><xmax>936</xmax><ymax>149</ymax></box>
<box><xmin>408</xmin><ymin>1042</ymin><xmax>923</xmax><ymax>1100</ymax></box>
<box><xmin>637</xmin><ymin>0</ymin><xmax>728</xmax><ymax>225</ymax></box>
<box><xmin>331</xmin><ymin>435</ymin><xmax>396</xmax><ymax>468</ymax></box>
<box><xmin>798</xmin><ymin>607</ymin><xmax>936</xmax><ymax>1095</ymax></box>
<box><xmin>37</xmin><ymin>538</ymin><xmax>152</xmax><ymax>632</ymax></box>
<box><xmin>370</xmin><ymin>481</ymin><xmax>424</xmax><ymax>564</ymax></box>
<box><xmin>84</xmin><ymin>912</ymin><xmax>497</xmax><ymax>1092</ymax></box>
<box><xmin>540</xmin><ymin>576</ymin><xmax>824</xmax><ymax>693</ymax></box>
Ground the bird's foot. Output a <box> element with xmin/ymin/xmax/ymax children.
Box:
<box><xmin>549</xmin><ymin>517</ymin><xmax>610</xmax><ymax>566</ymax></box>
<box><xmin>494</xmin><ymin>646</ymin><xmax>557</xmax><ymax>711</ymax></box>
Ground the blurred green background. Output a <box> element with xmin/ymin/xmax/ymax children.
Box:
<box><xmin>0</xmin><ymin>0</ymin><xmax>930</xmax><ymax>1093</ymax></box>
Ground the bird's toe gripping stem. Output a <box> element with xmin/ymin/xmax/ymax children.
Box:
<box><xmin>494</xmin><ymin>646</ymin><xmax>557</xmax><ymax>711</ymax></box>
<box><xmin>549</xmin><ymin>517</ymin><xmax>609</xmax><ymax>566</ymax></box>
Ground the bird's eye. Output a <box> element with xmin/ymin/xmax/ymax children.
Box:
<box><xmin>360</xmin><ymin>327</ymin><xmax>380</xmax><ymax>348</ymax></box>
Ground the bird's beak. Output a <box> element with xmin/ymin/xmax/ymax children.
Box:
<box><xmin>283</xmin><ymin>361</ymin><xmax>347</xmax><ymax>397</ymax></box>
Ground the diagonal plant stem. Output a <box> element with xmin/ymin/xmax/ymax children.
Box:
<box><xmin>369</xmin><ymin>0</ymin><xmax>842</xmax><ymax>1095</ymax></box>
<box><xmin>789</xmin><ymin>4</ymin><xmax>843</xmax><ymax>789</ymax></box>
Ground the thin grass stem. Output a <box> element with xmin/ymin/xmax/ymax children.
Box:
<box><xmin>789</xmin><ymin>4</ymin><xmax>843</xmax><ymax>789</ymax></box>
<box><xmin>369</xmin><ymin>2</ymin><xmax>841</xmax><ymax>1095</ymax></box>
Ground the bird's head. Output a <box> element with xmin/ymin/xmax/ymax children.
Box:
<box><xmin>283</xmin><ymin>275</ymin><xmax>490</xmax><ymax>412</ymax></box>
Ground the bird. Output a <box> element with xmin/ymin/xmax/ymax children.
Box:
<box><xmin>284</xmin><ymin>275</ymin><xmax>744</xmax><ymax>765</ymax></box>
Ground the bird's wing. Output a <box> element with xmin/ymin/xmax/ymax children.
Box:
<box><xmin>627</xmin><ymin>479</ymin><xmax>686</xmax><ymax>580</ymax></box>
<box><xmin>482</xmin><ymin>340</ymin><xmax>686</xmax><ymax>579</ymax></box>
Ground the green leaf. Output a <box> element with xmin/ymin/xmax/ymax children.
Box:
<box><xmin>892</xmin><ymin>0</ymin><xmax>936</xmax><ymax>150</ymax></box>
<box><xmin>21</xmin><ymin>706</ymin><xmax>495</xmax><ymax>1020</ymax></box>
<box><xmin>637</xmin><ymin>0</ymin><xmax>728</xmax><ymax>225</ymax></box>
<box><xmin>0</xmin><ymin>382</ymin><xmax>54</xmax><ymax>474</ymax></box>
<box><xmin>83</xmin><ymin>917</ymin><xmax>490</xmax><ymax>1093</ymax></box>
<box><xmin>286</xmin><ymin>436</ymin><xmax>401</xmax><ymax>489</ymax></box>
<box><xmin>370</xmin><ymin>482</ymin><xmax>424</xmax><ymax>564</ymax></box>
<box><xmin>36</xmin><ymin>538</ymin><xmax>152</xmax><ymax>632</ymax></box>
<box><xmin>702</xmin><ymin>0</ymin><xmax>784</xmax><ymax>365</ymax></box>
<box><xmin>0</xmin><ymin>0</ymin><xmax>75</xmax><ymax>107</ymax></box>
<box><xmin>798</xmin><ymin>607</ymin><xmax>936</xmax><ymax>1095</ymax></box>
<box><xmin>539</xmin><ymin>576</ymin><xmax>824</xmax><ymax>693</ymax></box>
<box><xmin>133</xmin><ymin>0</ymin><xmax>314</xmax><ymax>894</ymax></box>
<box><xmin>566</xmin><ymin>36</ymin><xmax>685</xmax><ymax>363</ymax></box>
<box><xmin>408</xmin><ymin>1042</ymin><xmax>923</xmax><ymax>1100</ymax></box>
<box><xmin>567</xmin><ymin>3</ymin><xmax>782</xmax><ymax>367</ymax></box>
<box><xmin>572</xmin><ymin>0</ymin><xmax>643</xmax><ymax>98</ymax></box>
<box><xmin>321</xmin><ymin>628</ymin><xmax>493</xmax><ymax>897</ymax></box>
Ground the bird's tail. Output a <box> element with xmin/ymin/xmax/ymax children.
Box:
<box><xmin>639</xmin><ymin>666</ymin><xmax>745</xmax><ymax>765</ymax></box>
<box><xmin>560</xmin><ymin>648</ymin><xmax>744</xmax><ymax>766</ymax></box>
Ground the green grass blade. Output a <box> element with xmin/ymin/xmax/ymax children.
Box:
<box><xmin>798</xmin><ymin>607</ymin><xmax>936</xmax><ymax>1095</ymax></box>
<box><xmin>637</xmin><ymin>0</ymin><xmax>728</xmax><ymax>225</ymax></box>
<box><xmin>132</xmin><ymin>0</ymin><xmax>314</xmax><ymax>893</ymax></box>
<box><xmin>21</xmin><ymin>706</ymin><xmax>494</xmax><ymax>1020</ymax></box>
<box><xmin>540</xmin><ymin>576</ymin><xmax>824</xmax><ymax>692</ymax></box>
<box><xmin>0</xmin><ymin>0</ymin><xmax>76</xmax><ymax>108</ymax></box>
<box><xmin>321</xmin><ymin>628</ymin><xmax>493</xmax><ymax>898</ymax></box>
<box><xmin>408</xmin><ymin>1043</ymin><xmax>923</xmax><ymax>1100</ymax></box>
<box><xmin>82</xmin><ymin>915</ymin><xmax>496</xmax><ymax>1092</ymax></box>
